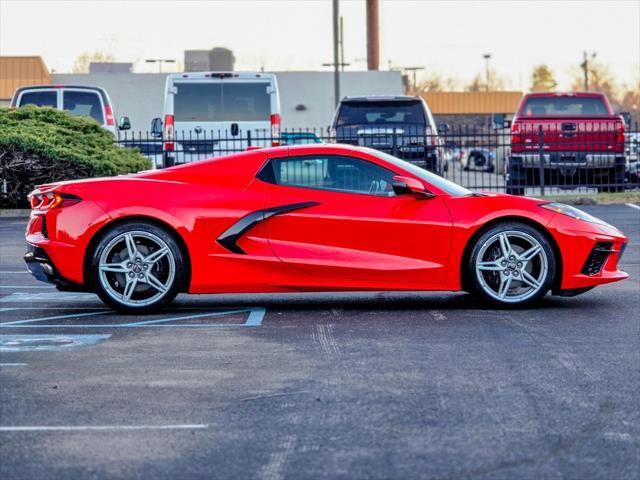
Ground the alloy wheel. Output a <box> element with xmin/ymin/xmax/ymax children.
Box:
<box><xmin>98</xmin><ymin>230</ymin><xmax>176</xmax><ymax>307</ymax></box>
<box><xmin>475</xmin><ymin>230</ymin><xmax>548</xmax><ymax>303</ymax></box>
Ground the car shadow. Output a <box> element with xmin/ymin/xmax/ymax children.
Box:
<box><xmin>169</xmin><ymin>290</ymin><xmax>596</xmax><ymax>314</ymax></box>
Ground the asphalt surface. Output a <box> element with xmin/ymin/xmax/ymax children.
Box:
<box><xmin>1</xmin><ymin>205</ymin><xmax>639</xmax><ymax>480</ymax></box>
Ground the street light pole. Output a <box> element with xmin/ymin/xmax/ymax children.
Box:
<box><xmin>581</xmin><ymin>51</ymin><xmax>596</xmax><ymax>91</ymax></box>
<box><xmin>332</xmin><ymin>0</ymin><xmax>340</xmax><ymax>107</ymax></box>
<box><xmin>483</xmin><ymin>53</ymin><xmax>491</xmax><ymax>92</ymax></box>
<box><xmin>145</xmin><ymin>59</ymin><xmax>176</xmax><ymax>74</ymax></box>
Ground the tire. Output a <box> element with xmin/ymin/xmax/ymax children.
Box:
<box><xmin>90</xmin><ymin>221</ymin><xmax>186</xmax><ymax>313</ymax></box>
<box><xmin>468</xmin><ymin>222</ymin><xmax>556</xmax><ymax>307</ymax></box>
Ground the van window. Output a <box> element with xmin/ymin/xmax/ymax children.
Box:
<box><xmin>174</xmin><ymin>82</ymin><xmax>271</xmax><ymax>122</ymax></box>
<box><xmin>63</xmin><ymin>90</ymin><xmax>104</xmax><ymax>124</ymax></box>
<box><xmin>19</xmin><ymin>90</ymin><xmax>57</xmax><ymax>108</ymax></box>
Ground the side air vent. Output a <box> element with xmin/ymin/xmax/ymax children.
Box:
<box><xmin>581</xmin><ymin>242</ymin><xmax>614</xmax><ymax>276</ymax></box>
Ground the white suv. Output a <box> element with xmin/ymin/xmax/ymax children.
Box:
<box><xmin>151</xmin><ymin>72</ymin><xmax>281</xmax><ymax>166</ymax></box>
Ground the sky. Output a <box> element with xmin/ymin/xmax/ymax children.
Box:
<box><xmin>1</xmin><ymin>0</ymin><xmax>638</xmax><ymax>91</ymax></box>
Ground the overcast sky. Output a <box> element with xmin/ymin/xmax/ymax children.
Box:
<box><xmin>1</xmin><ymin>0</ymin><xmax>638</xmax><ymax>91</ymax></box>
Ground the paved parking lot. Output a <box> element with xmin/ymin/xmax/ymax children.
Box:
<box><xmin>1</xmin><ymin>205</ymin><xmax>639</xmax><ymax>480</ymax></box>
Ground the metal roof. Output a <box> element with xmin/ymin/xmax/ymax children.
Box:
<box><xmin>0</xmin><ymin>56</ymin><xmax>51</xmax><ymax>100</ymax></box>
<box><xmin>418</xmin><ymin>91</ymin><xmax>524</xmax><ymax>114</ymax></box>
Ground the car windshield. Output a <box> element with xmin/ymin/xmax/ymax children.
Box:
<box><xmin>361</xmin><ymin>147</ymin><xmax>473</xmax><ymax>197</ymax></box>
<box><xmin>337</xmin><ymin>101</ymin><xmax>425</xmax><ymax>126</ymax></box>
<box><xmin>521</xmin><ymin>96</ymin><xmax>609</xmax><ymax>116</ymax></box>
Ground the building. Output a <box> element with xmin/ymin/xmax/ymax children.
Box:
<box><xmin>0</xmin><ymin>56</ymin><xmax>51</xmax><ymax>107</ymax></box>
<box><xmin>419</xmin><ymin>91</ymin><xmax>524</xmax><ymax>127</ymax></box>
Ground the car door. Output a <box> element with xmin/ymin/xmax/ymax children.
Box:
<box><xmin>261</xmin><ymin>153</ymin><xmax>453</xmax><ymax>287</ymax></box>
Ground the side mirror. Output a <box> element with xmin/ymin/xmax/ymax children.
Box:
<box><xmin>392</xmin><ymin>175</ymin><xmax>435</xmax><ymax>199</ymax></box>
<box><xmin>621</xmin><ymin>112</ymin><xmax>631</xmax><ymax>127</ymax></box>
<box><xmin>150</xmin><ymin>117</ymin><xmax>163</xmax><ymax>137</ymax></box>
<box><xmin>437</xmin><ymin>123</ymin><xmax>450</xmax><ymax>134</ymax></box>
<box><xmin>118</xmin><ymin>116</ymin><xmax>131</xmax><ymax>131</ymax></box>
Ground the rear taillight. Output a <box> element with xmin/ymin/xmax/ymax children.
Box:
<box><xmin>511</xmin><ymin>122</ymin><xmax>521</xmax><ymax>144</ymax></box>
<box><xmin>615</xmin><ymin>122</ymin><xmax>625</xmax><ymax>144</ymax></box>
<box><xmin>28</xmin><ymin>191</ymin><xmax>81</xmax><ymax>210</ymax></box>
<box><xmin>164</xmin><ymin>114</ymin><xmax>175</xmax><ymax>151</ymax></box>
<box><xmin>329</xmin><ymin>127</ymin><xmax>337</xmax><ymax>143</ymax></box>
<box><xmin>271</xmin><ymin>114</ymin><xmax>281</xmax><ymax>147</ymax></box>
<box><xmin>425</xmin><ymin>126</ymin><xmax>437</xmax><ymax>146</ymax></box>
<box><xmin>104</xmin><ymin>104</ymin><xmax>115</xmax><ymax>126</ymax></box>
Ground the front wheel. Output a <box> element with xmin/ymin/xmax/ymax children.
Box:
<box><xmin>90</xmin><ymin>221</ymin><xmax>186</xmax><ymax>312</ymax></box>
<box><xmin>468</xmin><ymin>223</ymin><xmax>556</xmax><ymax>306</ymax></box>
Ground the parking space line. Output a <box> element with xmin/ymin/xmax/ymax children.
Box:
<box><xmin>0</xmin><ymin>424</ymin><xmax>209</xmax><ymax>432</ymax></box>
<box><xmin>0</xmin><ymin>286</ymin><xmax>55</xmax><ymax>289</ymax></box>
<box><xmin>625</xmin><ymin>203</ymin><xmax>640</xmax><ymax>211</ymax></box>
<box><xmin>125</xmin><ymin>309</ymin><xmax>250</xmax><ymax>326</ymax></box>
<box><xmin>0</xmin><ymin>363</ymin><xmax>28</xmax><ymax>367</ymax></box>
<box><xmin>0</xmin><ymin>311</ymin><xmax>109</xmax><ymax>326</ymax></box>
<box><xmin>0</xmin><ymin>307</ymin><xmax>266</xmax><ymax>328</ymax></box>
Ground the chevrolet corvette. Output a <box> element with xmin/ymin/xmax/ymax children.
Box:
<box><xmin>25</xmin><ymin>144</ymin><xmax>628</xmax><ymax>312</ymax></box>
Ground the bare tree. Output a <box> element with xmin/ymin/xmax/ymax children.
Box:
<box><xmin>414</xmin><ymin>73</ymin><xmax>461</xmax><ymax>93</ymax></box>
<box><xmin>72</xmin><ymin>50</ymin><xmax>116</xmax><ymax>73</ymax></box>
<box><xmin>570</xmin><ymin>61</ymin><xmax>617</xmax><ymax>99</ymax></box>
<box><xmin>465</xmin><ymin>70</ymin><xmax>507</xmax><ymax>92</ymax></box>
<box><xmin>531</xmin><ymin>64</ymin><xmax>557</xmax><ymax>92</ymax></box>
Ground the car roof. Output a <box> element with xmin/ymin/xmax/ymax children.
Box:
<box><xmin>166</xmin><ymin>71</ymin><xmax>276</xmax><ymax>81</ymax></box>
<box><xmin>524</xmin><ymin>92</ymin><xmax>606</xmax><ymax>98</ymax></box>
<box><xmin>340</xmin><ymin>95</ymin><xmax>421</xmax><ymax>103</ymax></box>
<box><xmin>12</xmin><ymin>84</ymin><xmax>110</xmax><ymax>103</ymax></box>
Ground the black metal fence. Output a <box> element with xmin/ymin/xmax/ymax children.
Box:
<box><xmin>116</xmin><ymin>122</ymin><xmax>640</xmax><ymax>196</ymax></box>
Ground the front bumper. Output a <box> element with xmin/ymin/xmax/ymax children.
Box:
<box><xmin>510</xmin><ymin>152</ymin><xmax>624</xmax><ymax>169</ymax></box>
<box><xmin>24</xmin><ymin>244</ymin><xmax>85</xmax><ymax>291</ymax></box>
<box><xmin>547</xmin><ymin>215</ymin><xmax>629</xmax><ymax>291</ymax></box>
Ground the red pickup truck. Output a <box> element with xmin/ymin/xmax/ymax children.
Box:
<box><xmin>505</xmin><ymin>92</ymin><xmax>626</xmax><ymax>195</ymax></box>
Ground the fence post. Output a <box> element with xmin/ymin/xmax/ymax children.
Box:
<box><xmin>247</xmin><ymin>130</ymin><xmax>252</xmax><ymax>148</ymax></box>
<box><xmin>392</xmin><ymin>127</ymin><xmax>397</xmax><ymax>156</ymax></box>
<box><xmin>538</xmin><ymin>124</ymin><xmax>545</xmax><ymax>197</ymax></box>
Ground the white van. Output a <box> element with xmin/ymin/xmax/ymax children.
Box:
<box><xmin>11</xmin><ymin>85</ymin><xmax>130</xmax><ymax>136</ymax></box>
<box><xmin>151</xmin><ymin>72</ymin><xmax>281</xmax><ymax>166</ymax></box>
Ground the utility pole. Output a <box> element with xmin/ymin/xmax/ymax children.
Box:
<box><xmin>323</xmin><ymin>27</ymin><xmax>350</xmax><ymax>74</ymax></box>
<box><xmin>581</xmin><ymin>51</ymin><xmax>596</xmax><ymax>91</ymax></box>
<box><xmin>339</xmin><ymin>16</ymin><xmax>345</xmax><ymax>72</ymax></box>
<box><xmin>404</xmin><ymin>67</ymin><xmax>424</xmax><ymax>93</ymax></box>
<box><xmin>483</xmin><ymin>53</ymin><xmax>491</xmax><ymax>92</ymax></box>
<box><xmin>332</xmin><ymin>0</ymin><xmax>340</xmax><ymax>107</ymax></box>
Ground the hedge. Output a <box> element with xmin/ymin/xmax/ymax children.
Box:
<box><xmin>0</xmin><ymin>106</ymin><xmax>151</xmax><ymax>208</ymax></box>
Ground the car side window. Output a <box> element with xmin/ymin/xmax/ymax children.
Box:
<box><xmin>270</xmin><ymin>155</ymin><xmax>396</xmax><ymax>197</ymax></box>
<box><xmin>18</xmin><ymin>90</ymin><xmax>57</xmax><ymax>108</ymax></box>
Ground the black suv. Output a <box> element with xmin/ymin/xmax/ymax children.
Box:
<box><xmin>329</xmin><ymin>95</ymin><xmax>445</xmax><ymax>174</ymax></box>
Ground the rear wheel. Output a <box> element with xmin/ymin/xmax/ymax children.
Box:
<box><xmin>90</xmin><ymin>222</ymin><xmax>185</xmax><ymax>312</ymax></box>
<box><xmin>468</xmin><ymin>223</ymin><xmax>556</xmax><ymax>306</ymax></box>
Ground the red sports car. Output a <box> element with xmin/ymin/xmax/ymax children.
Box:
<box><xmin>25</xmin><ymin>144</ymin><xmax>628</xmax><ymax>312</ymax></box>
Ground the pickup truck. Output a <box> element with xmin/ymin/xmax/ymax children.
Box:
<box><xmin>504</xmin><ymin>92</ymin><xmax>626</xmax><ymax>195</ymax></box>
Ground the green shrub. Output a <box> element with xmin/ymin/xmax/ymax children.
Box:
<box><xmin>0</xmin><ymin>106</ymin><xmax>151</xmax><ymax>208</ymax></box>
